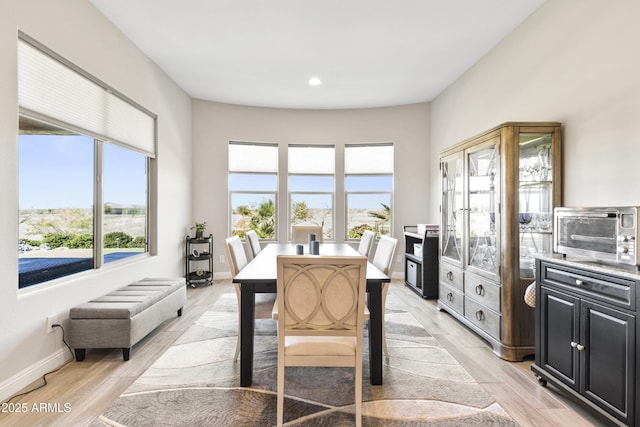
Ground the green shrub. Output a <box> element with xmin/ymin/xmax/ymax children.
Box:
<box><xmin>104</xmin><ymin>232</ymin><xmax>134</xmax><ymax>248</ymax></box>
<box><xmin>67</xmin><ymin>233</ymin><xmax>93</xmax><ymax>248</ymax></box>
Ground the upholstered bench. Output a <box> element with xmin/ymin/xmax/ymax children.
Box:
<box><xmin>69</xmin><ymin>277</ymin><xmax>186</xmax><ymax>361</ymax></box>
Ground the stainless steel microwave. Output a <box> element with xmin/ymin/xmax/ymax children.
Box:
<box><xmin>554</xmin><ymin>206</ymin><xmax>639</xmax><ymax>267</ymax></box>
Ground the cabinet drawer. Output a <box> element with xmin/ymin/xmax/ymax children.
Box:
<box><xmin>439</xmin><ymin>263</ymin><xmax>463</xmax><ymax>291</ymax></box>
<box><xmin>539</xmin><ymin>261</ymin><xmax>635</xmax><ymax>310</ymax></box>
<box><xmin>406</xmin><ymin>259</ymin><xmax>419</xmax><ymax>287</ymax></box>
<box><xmin>465</xmin><ymin>272</ymin><xmax>501</xmax><ymax>312</ymax></box>
<box><xmin>465</xmin><ymin>297</ymin><xmax>501</xmax><ymax>340</ymax></box>
<box><xmin>439</xmin><ymin>282</ymin><xmax>464</xmax><ymax>315</ymax></box>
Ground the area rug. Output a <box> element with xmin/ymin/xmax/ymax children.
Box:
<box><xmin>92</xmin><ymin>284</ymin><xmax>517</xmax><ymax>426</ymax></box>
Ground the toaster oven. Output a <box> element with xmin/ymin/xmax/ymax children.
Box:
<box><xmin>554</xmin><ymin>206</ymin><xmax>639</xmax><ymax>267</ymax></box>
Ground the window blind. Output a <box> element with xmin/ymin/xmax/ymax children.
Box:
<box><xmin>228</xmin><ymin>142</ymin><xmax>278</xmax><ymax>173</ymax></box>
<box><xmin>18</xmin><ymin>35</ymin><xmax>156</xmax><ymax>157</ymax></box>
<box><xmin>288</xmin><ymin>145</ymin><xmax>335</xmax><ymax>174</ymax></box>
<box><xmin>345</xmin><ymin>143</ymin><xmax>393</xmax><ymax>174</ymax></box>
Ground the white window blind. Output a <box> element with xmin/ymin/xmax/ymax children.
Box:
<box><xmin>229</xmin><ymin>142</ymin><xmax>278</xmax><ymax>172</ymax></box>
<box><xmin>18</xmin><ymin>36</ymin><xmax>156</xmax><ymax>157</ymax></box>
<box><xmin>345</xmin><ymin>143</ymin><xmax>393</xmax><ymax>174</ymax></box>
<box><xmin>288</xmin><ymin>145</ymin><xmax>335</xmax><ymax>174</ymax></box>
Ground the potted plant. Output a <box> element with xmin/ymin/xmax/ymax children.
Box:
<box><xmin>191</xmin><ymin>221</ymin><xmax>207</xmax><ymax>239</ymax></box>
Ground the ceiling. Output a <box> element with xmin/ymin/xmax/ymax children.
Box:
<box><xmin>90</xmin><ymin>0</ymin><xmax>545</xmax><ymax>110</ymax></box>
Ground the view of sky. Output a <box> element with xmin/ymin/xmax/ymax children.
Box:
<box><xmin>19</xmin><ymin>134</ymin><xmax>146</xmax><ymax>209</ymax></box>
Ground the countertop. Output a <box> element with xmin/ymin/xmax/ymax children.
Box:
<box><xmin>536</xmin><ymin>253</ymin><xmax>640</xmax><ymax>280</ymax></box>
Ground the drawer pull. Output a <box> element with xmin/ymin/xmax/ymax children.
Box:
<box><xmin>570</xmin><ymin>341</ymin><xmax>578</xmax><ymax>348</ymax></box>
<box><xmin>575</xmin><ymin>279</ymin><xmax>584</xmax><ymax>286</ymax></box>
<box><xmin>475</xmin><ymin>310</ymin><xmax>485</xmax><ymax>321</ymax></box>
<box><xmin>475</xmin><ymin>284</ymin><xmax>485</xmax><ymax>296</ymax></box>
<box><xmin>576</xmin><ymin>344</ymin><xmax>585</xmax><ymax>351</ymax></box>
<box><xmin>447</xmin><ymin>292</ymin><xmax>454</xmax><ymax>302</ymax></box>
<box><xmin>447</xmin><ymin>271</ymin><xmax>454</xmax><ymax>281</ymax></box>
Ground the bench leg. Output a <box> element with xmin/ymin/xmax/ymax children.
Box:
<box><xmin>177</xmin><ymin>307</ymin><xmax>183</xmax><ymax>317</ymax></box>
<box><xmin>75</xmin><ymin>349</ymin><xmax>86</xmax><ymax>361</ymax></box>
<box><xmin>122</xmin><ymin>348</ymin><xmax>131</xmax><ymax>361</ymax></box>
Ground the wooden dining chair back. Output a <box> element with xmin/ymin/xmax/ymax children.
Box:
<box><xmin>356</xmin><ymin>229</ymin><xmax>375</xmax><ymax>258</ymax></box>
<box><xmin>274</xmin><ymin>255</ymin><xmax>367</xmax><ymax>427</ymax></box>
<box><xmin>245</xmin><ymin>230</ymin><xmax>262</xmax><ymax>258</ymax></box>
<box><xmin>372</xmin><ymin>235</ymin><xmax>397</xmax><ymax>275</ymax></box>
<box><xmin>371</xmin><ymin>235</ymin><xmax>398</xmax><ymax>357</ymax></box>
<box><xmin>224</xmin><ymin>236</ymin><xmax>248</xmax><ymax>276</ymax></box>
<box><xmin>291</xmin><ymin>224</ymin><xmax>323</xmax><ymax>243</ymax></box>
<box><xmin>224</xmin><ymin>236</ymin><xmax>247</xmax><ymax>361</ymax></box>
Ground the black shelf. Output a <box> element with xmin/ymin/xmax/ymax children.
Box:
<box><xmin>403</xmin><ymin>226</ymin><xmax>439</xmax><ymax>299</ymax></box>
<box><xmin>185</xmin><ymin>234</ymin><xmax>213</xmax><ymax>287</ymax></box>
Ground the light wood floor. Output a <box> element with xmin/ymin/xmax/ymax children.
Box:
<box><xmin>1</xmin><ymin>279</ymin><xmax>615</xmax><ymax>427</ymax></box>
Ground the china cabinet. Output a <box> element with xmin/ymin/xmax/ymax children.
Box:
<box><xmin>438</xmin><ymin>122</ymin><xmax>562</xmax><ymax>361</ymax></box>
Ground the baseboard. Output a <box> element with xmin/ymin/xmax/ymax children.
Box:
<box><xmin>0</xmin><ymin>347</ymin><xmax>71</xmax><ymax>402</ymax></box>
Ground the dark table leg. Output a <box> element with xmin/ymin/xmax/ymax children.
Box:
<box><xmin>239</xmin><ymin>283</ymin><xmax>256</xmax><ymax>387</ymax></box>
<box><xmin>367</xmin><ymin>282</ymin><xmax>383</xmax><ymax>385</ymax></box>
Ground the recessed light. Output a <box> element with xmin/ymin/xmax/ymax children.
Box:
<box><xmin>308</xmin><ymin>77</ymin><xmax>321</xmax><ymax>86</ymax></box>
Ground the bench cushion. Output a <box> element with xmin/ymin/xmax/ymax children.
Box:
<box><xmin>70</xmin><ymin>278</ymin><xmax>184</xmax><ymax>320</ymax></box>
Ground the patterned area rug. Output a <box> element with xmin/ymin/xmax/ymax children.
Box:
<box><xmin>92</xmin><ymin>285</ymin><xmax>517</xmax><ymax>426</ymax></box>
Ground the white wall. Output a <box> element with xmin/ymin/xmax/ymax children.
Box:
<box><xmin>191</xmin><ymin>101</ymin><xmax>431</xmax><ymax>275</ymax></box>
<box><xmin>430</xmin><ymin>0</ymin><xmax>640</xmax><ymax>219</ymax></box>
<box><xmin>0</xmin><ymin>0</ymin><xmax>192</xmax><ymax>400</ymax></box>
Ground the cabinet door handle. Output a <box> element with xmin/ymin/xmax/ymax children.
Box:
<box><xmin>570</xmin><ymin>341</ymin><xmax>586</xmax><ymax>351</ymax></box>
<box><xmin>475</xmin><ymin>310</ymin><xmax>485</xmax><ymax>321</ymax></box>
<box><xmin>475</xmin><ymin>284</ymin><xmax>484</xmax><ymax>296</ymax></box>
<box><xmin>447</xmin><ymin>271</ymin><xmax>454</xmax><ymax>281</ymax></box>
<box><xmin>447</xmin><ymin>292</ymin><xmax>453</xmax><ymax>302</ymax></box>
<box><xmin>575</xmin><ymin>279</ymin><xmax>584</xmax><ymax>286</ymax></box>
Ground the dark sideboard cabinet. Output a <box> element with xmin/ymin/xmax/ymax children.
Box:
<box><xmin>532</xmin><ymin>257</ymin><xmax>639</xmax><ymax>426</ymax></box>
<box><xmin>403</xmin><ymin>226</ymin><xmax>439</xmax><ymax>298</ymax></box>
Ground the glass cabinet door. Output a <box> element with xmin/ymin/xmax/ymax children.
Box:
<box><xmin>519</xmin><ymin>133</ymin><xmax>554</xmax><ymax>279</ymax></box>
<box><xmin>466</xmin><ymin>140</ymin><xmax>499</xmax><ymax>275</ymax></box>
<box><xmin>441</xmin><ymin>152</ymin><xmax>463</xmax><ymax>264</ymax></box>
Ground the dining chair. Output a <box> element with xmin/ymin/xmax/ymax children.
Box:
<box><xmin>245</xmin><ymin>229</ymin><xmax>262</xmax><ymax>258</ymax></box>
<box><xmin>273</xmin><ymin>255</ymin><xmax>368</xmax><ymax>427</ymax></box>
<box><xmin>356</xmin><ymin>229</ymin><xmax>375</xmax><ymax>259</ymax></box>
<box><xmin>224</xmin><ymin>235</ymin><xmax>274</xmax><ymax>362</ymax></box>
<box><xmin>371</xmin><ymin>235</ymin><xmax>398</xmax><ymax>357</ymax></box>
<box><xmin>291</xmin><ymin>224</ymin><xmax>323</xmax><ymax>244</ymax></box>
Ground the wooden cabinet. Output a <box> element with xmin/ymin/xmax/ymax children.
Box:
<box><xmin>403</xmin><ymin>226</ymin><xmax>439</xmax><ymax>298</ymax></box>
<box><xmin>438</xmin><ymin>122</ymin><xmax>562</xmax><ymax>361</ymax></box>
<box><xmin>532</xmin><ymin>258</ymin><xmax>638</xmax><ymax>426</ymax></box>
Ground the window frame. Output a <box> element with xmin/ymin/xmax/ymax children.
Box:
<box><xmin>344</xmin><ymin>143</ymin><xmax>394</xmax><ymax>241</ymax></box>
<box><xmin>18</xmin><ymin>115</ymin><xmax>151</xmax><ymax>288</ymax></box>
<box><xmin>228</xmin><ymin>141</ymin><xmax>279</xmax><ymax>240</ymax></box>
<box><xmin>287</xmin><ymin>145</ymin><xmax>336</xmax><ymax>242</ymax></box>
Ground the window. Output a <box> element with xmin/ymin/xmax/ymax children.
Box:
<box><xmin>17</xmin><ymin>34</ymin><xmax>155</xmax><ymax>288</ymax></box>
<box><xmin>288</xmin><ymin>145</ymin><xmax>335</xmax><ymax>241</ymax></box>
<box><xmin>103</xmin><ymin>143</ymin><xmax>148</xmax><ymax>263</ymax></box>
<box><xmin>228</xmin><ymin>142</ymin><xmax>278</xmax><ymax>239</ymax></box>
<box><xmin>345</xmin><ymin>143</ymin><xmax>393</xmax><ymax>239</ymax></box>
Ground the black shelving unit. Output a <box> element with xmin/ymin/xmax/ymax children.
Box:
<box><xmin>404</xmin><ymin>226</ymin><xmax>439</xmax><ymax>298</ymax></box>
<box><xmin>185</xmin><ymin>234</ymin><xmax>213</xmax><ymax>287</ymax></box>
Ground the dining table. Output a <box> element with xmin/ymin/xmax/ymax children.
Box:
<box><xmin>232</xmin><ymin>242</ymin><xmax>390</xmax><ymax>387</ymax></box>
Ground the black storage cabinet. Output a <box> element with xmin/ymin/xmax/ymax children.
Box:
<box><xmin>403</xmin><ymin>226</ymin><xmax>439</xmax><ymax>298</ymax></box>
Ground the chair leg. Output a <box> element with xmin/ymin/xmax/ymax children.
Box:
<box><xmin>382</xmin><ymin>282</ymin><xmax>390</xmax><ymax>358</ymax></box>
<box><xmin>233</xmin><ymin>283</ymin><xmax>241</xmax><ymax>362</ymax></box>
<box><xmin>355</xmin><ymin>362</ymin><xmax>363</xmax><ymax>427</ymax></box>
<box><xmin>277</xmin><ymin>354</ymin><xmax>285</xmax><ymax>427</ymax></box>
